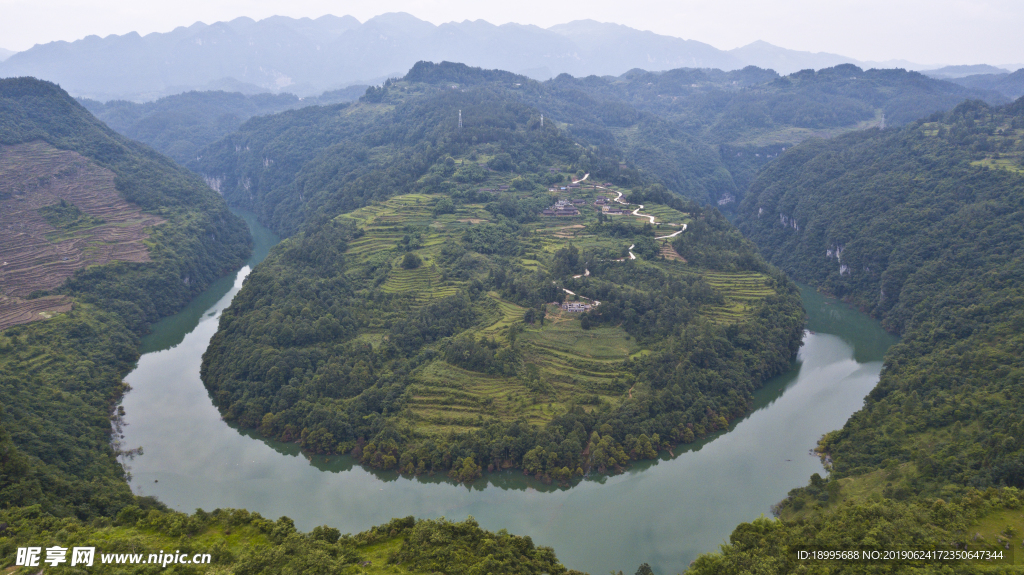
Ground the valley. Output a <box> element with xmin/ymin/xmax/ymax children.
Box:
<box><xmin>2</xmin><ymin>40</ymin><xmax>1024</xmax><ymax>574</ymax></box>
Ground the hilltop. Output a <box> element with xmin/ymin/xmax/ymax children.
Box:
<box><xmin>198</xmin><ymin>75</ymin><xmax>804</xmax><ymax>482</ymax></box>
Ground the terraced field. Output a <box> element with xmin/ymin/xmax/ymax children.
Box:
<box><xmin>0</xmin><ymin>141</ymin><xmax>164</xmax><ymax>330</ymax></box>
<box><xmin>406</xmin><ymin>361</ymin><xmax>536</xmax><ymax>431</ymax></box>
<box><xmin>329</xmin><ymin>188</ymin><xmax>777</xmax><ymax>437</ymax></box>
<box><xmin>701</xmin><ymin>271</ymin><xmax>776</xmax><ymax>324</ymax></box>
<box><xmin>659</xmin><ymin>242</ymin><xmax>686</xmax><ymax>262</ymax></box>
<box><xmin>638</xmin><ymin>203</ymin><xmax>691</xmax><ymax>225</ymax></box>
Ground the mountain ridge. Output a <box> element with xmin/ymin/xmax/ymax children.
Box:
<box><xmin>0</xmin><ymin>13</ymin><xmax>972</xmax><ymax>102</ymax></box>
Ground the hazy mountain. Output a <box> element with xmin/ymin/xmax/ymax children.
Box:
<box><xmin>727</xmin><ymin>41</ymin><xmax>922</xmax><ymax>74</ymax></box>
<box><xmin>78</xmin><ymin>85</ymin><xmax>366</xmax><ymax>164</ymax></box>
<box><xmin>946</xmin><ymin>68</ymin><xmax>1024</xmax><ymax>100</ymax></box>
<box><xmin>0</xmin><ymin>48</ymin><xmax>15</xmax><ymax>62</ymax></box>
<box><xmin>923</xmin><ymin>64</ymin><xmax>1011</xmax><ymax>78</ymax></box>
<box><xmin>0</xmin><ymin>13</ymin><xmax>945</xmax><ymax>102</ymax></box>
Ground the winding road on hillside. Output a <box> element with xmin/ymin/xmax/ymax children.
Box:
<box><xmin>555</xmin><ymin>181</ymin><xmax>688</xmax><ymax>303</ymax></box>
<box><xmin>604</xmin><ymin>188</ymin><xmax>688</xmax><ymax>240</ymax></box>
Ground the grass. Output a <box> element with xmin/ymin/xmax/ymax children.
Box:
<box><xmin>971</xmin><ymin>157</ymin><xmax>1024</xmax><ymax>174</ymax></box>
<box><xmin>969</xmin><ymin>509</ymin><xmax>1024</xmax><ymax>566</ymax></box>
<box><xmin>521</xmin><ymin>313</ymin><xmax>638</xmax><ymax>360</ymax></box>
<box><xmin>640</xmin><ymin>204</ymin><xmax>691</xmax><ymax>225</ymax></box>
<box><xmin>730</xmin><ymin>110</ymin><xmax>885</xmax><ymax>146</ymax></box>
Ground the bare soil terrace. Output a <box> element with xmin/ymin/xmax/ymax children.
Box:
<box><xmin>0</xmin><ymin>141</ymin><xmax>164</xmax><ymax>330</ymax></box>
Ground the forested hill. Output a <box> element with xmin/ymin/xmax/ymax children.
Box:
<box><xmin>689</xmin><ymin>98</ymin><xmax>1024</xmax><ymax>571</ymax></box>
<box><xmin>0</xmin><ymin>77</ymin><xmax>249</xmax><ymax>520</ymax></box>
<box><xmin>189</xmin><ymin>63</ymin><xmax>733</xmax><ymax>233</ymax></box>
<box><xmin>132</xmin><ymin>61</ymin><xmax>1006</xmax><ymax>212</ymax></box>
<box><xmin>199</xmin><ymin>78</ymin><xmax>805</xmax><ymax>483</ymax></box>
<box><xmin>547</xmin><ymin>64</ymin><xmax>1007</xmax><ymax>142</ymax></box>
<box><xmin>78</xmin><ymin>85</ymin><xmax>367</xmax><ymax>165</ymax></box>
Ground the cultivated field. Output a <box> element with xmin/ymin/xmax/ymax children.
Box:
<box><xmin>327</xmin><ymin>161</ymin><xmax>781</xmax><ymax>438</ymax></box>
<box><xmin>0</xmin><ymin>141</ymin><xmax>163</xmax><ymax>329</ymax></box>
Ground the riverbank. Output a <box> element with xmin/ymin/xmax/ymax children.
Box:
<box><xmin>118</xmin><ymin>203</ymin><xmax>896</xmax><ymax>575</ymax></box>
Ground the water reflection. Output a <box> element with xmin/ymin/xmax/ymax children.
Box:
<box><xmin>120</xmin><ymin>211</ymin><xmax>898</xmax><ymax>575</ymax></box>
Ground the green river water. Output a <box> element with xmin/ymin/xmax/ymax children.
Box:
<box><xmin>119</xmin><ymin>209</ymin><xmax>898</xmax><ymax>574</ymax></box>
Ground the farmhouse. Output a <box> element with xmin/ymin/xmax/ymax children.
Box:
<box><xmin>542</xmin><ymin>199</ymin><xmax>580</xmax><ymax>217</ymax></box>
<box><xmin>561</xmin><ymin>302</ymin><xmax>592</xmax><ymax>312</ymax></box>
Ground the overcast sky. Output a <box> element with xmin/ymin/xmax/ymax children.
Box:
<box><xmin>1</xmin><ymin>0</ymin><xmax>1022</xmax><ymax>66</ymax></box>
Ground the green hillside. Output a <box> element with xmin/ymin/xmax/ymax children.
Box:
<box><xmin>689</xmin><ymin>98</ymin><xmax>1024</xmax><ymax>571</ymax></box>
<box><xmin>0</xmin><ymin>77</ymin><xmax>249</xmax><ymax>520</ymax></box>
<box><xmin>89</xmin><ymin>62</ymin><xmax>1004</xmax><ymax>213</ymax></box>
<box><xmin>79</xmin><ymin>86</ymin><xmax>366</xmax><ymax>165</ymax></box>
<box><xmin>199</xmin><ymin>83</ymin><xmax>804</xmax><ymax>483</ymax></box>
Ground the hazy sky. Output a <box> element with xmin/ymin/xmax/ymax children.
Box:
<box><xmin>1</xmin><ymin>0</ymin><xmax>1022</xmax><ymax>66</ymax></box>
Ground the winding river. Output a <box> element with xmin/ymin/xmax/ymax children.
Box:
<box><xmin>119</xmin><ymin>210</ymin><xmax>897</xmax><ymax>575</ymax></box>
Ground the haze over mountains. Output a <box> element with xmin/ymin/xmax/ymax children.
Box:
<box><xmin>2</xmin><ymin>12</ymin><xmax>1017</xmax><ymax>102</ymax></box>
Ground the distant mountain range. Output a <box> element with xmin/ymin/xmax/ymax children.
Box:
<box><xmin>4</xmin><ymin>13</ymin><xmax>1020</xmax><ymax>102</ymax></box>
<box><xmin>0</xmin><ymin>48</ymin><xmax>15</xmax><ymax>62</ymax></box>
<box><xmin>946</xmin><ymin>69</ymin><xmax>1024</xmax><ymax>100</ymax></box>
<box><xmin>923</xmin><ymin>64</ymin><xmax>1011</xmax><ymax>78</ymax></box>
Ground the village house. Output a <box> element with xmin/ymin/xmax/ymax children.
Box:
<box><xmin>542</xmin><ymin>199</ymin><xmax>580</xmax><ymax>217</ymax></box>
<box><xmin>561</xmin><ymin>301</ymin><xmax>592</xmax><ymax>312</ymax></box>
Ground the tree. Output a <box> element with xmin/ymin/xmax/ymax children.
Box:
<box><xmin>635</xmin><ymin>564</ymin><xmax>654</xmax><ymax>575</ymax></box>
<box><xmin>401</xmin><ymin>253</ymin><xmax>423</xmax><ymax>269</ymax></box>
<box><xmin>433</xmin><ymin>197</ymin><xmax>455</xmax><ymax>215</ymax></box>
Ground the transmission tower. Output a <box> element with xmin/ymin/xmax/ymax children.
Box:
<box><xmin>541</xmin><ymin>114</ymin><xmax>544</xmax><ymax>127</ymax></box>
<box><xmin>458</xmin><ymin>110</ymin><xmax>463</xmax><ymax>129</ymax></box>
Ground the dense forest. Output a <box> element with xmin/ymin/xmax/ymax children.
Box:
<box><xmin>197</xmin><ymin>79</ymin><xmax>805</xmax><ymax>483</ymax></box>
<box><xmin>89</xmin><ymin>61</ymin><xmax>1005</xmax><ymax>212</ymax></box>
<box><xmin>690</xmin><ymin>97</ymin><xmax>1024</xmax><ymax>571</ymax></box>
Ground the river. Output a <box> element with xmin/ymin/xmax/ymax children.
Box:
<box><xmin>119</xmin><ymin>210</ymin><xmax>898</xmax><ymax>575</ymax></box>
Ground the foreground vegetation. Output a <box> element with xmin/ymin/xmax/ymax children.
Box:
<box><xmin>688</xmin><ymin>97</ymin><xmax>1024</xmax><ymax>572</ymax></box>
<box><xmin>1</xmin><ymin>506</ymin><xmax>583</xmax><ymax>574</ymax></box>
<box><xmin>198</xmin><ymin>69</ymin><xmax>804</xmax><ymax>483</ymax></box>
